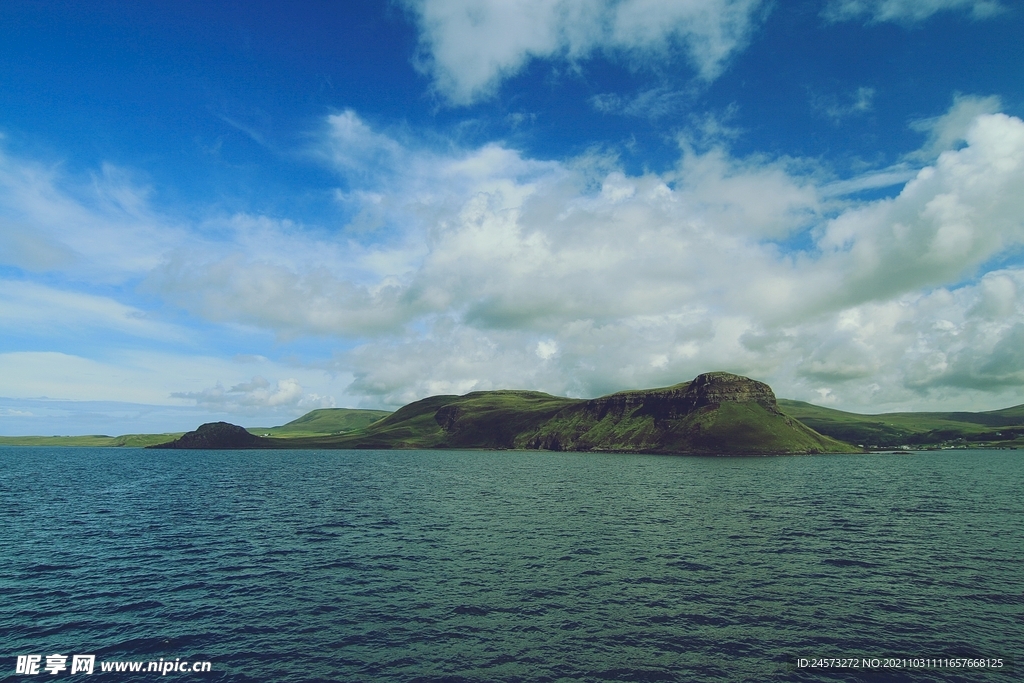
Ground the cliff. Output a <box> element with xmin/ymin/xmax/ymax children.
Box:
<box><xmin>523</xmin><ymin>372</ymin><xmax>846</xmax><ymax>454</ymax></box>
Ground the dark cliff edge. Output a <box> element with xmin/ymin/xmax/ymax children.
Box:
<box><xmin>148</xmin><ymin>422</ymin><xmax>270</xmax><ymax>449</ymax></box>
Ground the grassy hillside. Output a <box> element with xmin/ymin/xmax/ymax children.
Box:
<box><xmin>274</xmin><ymin>374</ymin><xmax>857</xmax><ymax>454</ymax></box>
<box><xmin>0</xmin><ymin>433</ymin><xmax>184</xmax><ymax>447</ymax></box>
<box><xmin>11</xmin><ymin>383</ymin><xmax>1022</xmax><ymax>453</ymax></box>
<box><xmin>778</xmin><ymin>400</ymin><xmax>1024</xmax><ymax>448</ymax></box>
<box><xmin>249</xmin><ymin>408</ymin><xmax>391</xmax><ymax>437</ymax></box>
<box><xmin>528</xmin><ymin>386</ymin><xmax>851</xmax><ymax>455</ymax></box>
<box><xmin>0</xmin><ymin>408</ymin><xmax>391</xmax><ymax>447</ymax></box>
<box><xmin>279</xmin><ymin>391</ymin><xmax>579</xmax><ymax>449</ymax></box>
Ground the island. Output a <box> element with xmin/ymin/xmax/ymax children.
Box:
<box><xmin>150</xmin><ymin>372</ymin><xmax>856</xmax><ymax>454</ymax></box>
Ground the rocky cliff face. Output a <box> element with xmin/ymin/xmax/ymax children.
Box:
<box><xmin>522</xmin><ymin>371</ymin><xmax>801</xmax><ymax>453</ymax></box>
<box><xmin>573</xmin><ymin>371</ymin><xmax>779</xmax><ymax>422</ymax></box>
<box><xmin>679</xmin><ymin>371</ymin><xmax>780</xmax><ymax>413</ymax></box>
<box><xmin>434</xmin><ymin>404</ymin><xmax>464</xmax><ymax>432</ymax></box>
<box><xmin>149</xmin><ymin>422</ymin><xmax>265</xmax><ymax>449</ymax></box>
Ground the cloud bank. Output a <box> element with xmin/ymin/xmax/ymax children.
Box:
<box><xmin>142</xmin><ymin>104</ymin><xmax>1024</xmax><ymax>410</ymax></box>
<box><xmin>3</xmin><ymin>97</ymin><xmax>1023</xmax><ymax>418</ymax></box>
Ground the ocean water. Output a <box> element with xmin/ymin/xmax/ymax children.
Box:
<box><xmin>1</xmin><ymin>447</ymin><xmax>1020</xmax><ymax>682</ymax></box>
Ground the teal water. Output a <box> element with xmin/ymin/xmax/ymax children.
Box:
<box><xmin>1</xmin><ymin>447</ymin><xmax>1020</xmax><ymax>682</ymax></box>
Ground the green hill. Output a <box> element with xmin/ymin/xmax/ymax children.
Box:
<box><xmin>271</xmin><ymin>391</ymin><xmax>577</xmax><ymax>450</ymax></box>
<box><xmin>0</xmin><ymin>408</ymin><xmax>391</xmax><ymax>447</ymax></box>
<box><xmin>0</xmin><ymin>433</ymin><xmax>184</xmax><ymax>447</ymax></box>
<box><xmin>15</xmin><ymin>377</ymin><xmax>1022</xmax><ymax>453</ymax></box>
<box><xmin>521</xmin><ymin>374</ymin><xmax>852</xmax><ymax>455</ymax></box>
<box><xmin>248</xmin><ymin>408</ymin><xmax>392</xmax><ymax>437</ymax></box>
<box><xmin>264</xmin><ymin>372</ymin><xmax>856</xmax><ymax>454</ymax></box>
<box><xmin>777</xmin><ymin>400</ymin><xmax>1024</xmax><ymax>448</ymax></box>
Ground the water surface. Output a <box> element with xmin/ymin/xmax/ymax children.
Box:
<box><xmin>1</xmin><ymin>447</ymin><xmax>1020</xmax><ymax>681</ymax></box>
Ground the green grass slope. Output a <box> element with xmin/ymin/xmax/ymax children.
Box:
<box><xmin>778</xmin><ymin>399</ymin><xmax>1024</xmax><ymax>448</ymax></box>
<box><xmin>0</xmin><ymin>433</ymin><xmax>184</xmax><ymax>447</ymax></box>
<box><xmin>289</xmin><ymin>391</ymin><xmax>578</xmax><ymax>449</ymax></box>
<box><xmin>285</xmin><ymin>374</ymin><xmax>857</xmax><ymax>454</ymax></box>
<box><xmin>249</xmin><ymin>408</ymin><xmax>392</xmax><ymax>437</ymax></box>
<box><xmin>529</xmin><ymin>386</ymin><xmax>852</xmax><ymax>455</ymax></box>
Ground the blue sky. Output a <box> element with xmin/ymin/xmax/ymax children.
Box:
<box><xmin>2</xmin><ymin>0</ymin><xmax>1024</xmax><ymax>434</ymax></box>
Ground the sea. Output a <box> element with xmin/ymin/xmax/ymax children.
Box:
<box><xmin>1</xmin><ymin>447</ymin><xmax>1020</xmax><ymax>682</ymax></box>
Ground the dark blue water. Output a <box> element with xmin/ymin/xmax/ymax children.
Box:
<box><xmin>1</xmin><ymin>448</ymin><xmax>1020</xmax><ymax>682</ymax></box>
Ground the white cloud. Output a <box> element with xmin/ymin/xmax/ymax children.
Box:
<box><xmin>908</xmin><ymin>93</ymin><xmax>1003</xmax><ymax>161</ymax></box>
<box><xmin>823</xmin><ymin>0</ymin><xmax>1004</xmax><ymax>23</ymax></box>
<box><xmin>0</xmin><ymin>280</ymin><xmax>186</xmax><ymax>342</ymax></box>
<box><xmin>0</xmin><ymin>350</ymin><xmax>347</xmax><ymax>416</ymax></box>
<box><xmin>536</xmin><ymin>339</ymin><xmax>559</xmax><ymax>359</ymax></box>
<box><xmin>315</xmin><ymin>107</ymin><xmax>1024</xmax><ymax>410</ymax></box>
<box><xmin>405</xmin><ymin>0</ymin><xmax>767</xmax><ymax>104</ymax></box>
<box><xmin>148</xmin><ymin>252</ymin><xmax>417</xmax><ymax>338</ymax></box>
<box><xmin>319</xmin><ymin>109</ymin><xmax>407</xmax><ymax>178</ymax></box>
<box><xmin>172</xmin><ymin>376</ymin><xmax>335</xmax><ymax>413</ymax></box>
<box><xmin>591</xmin><ymin>86</ymin><xmax>693</xmax><ymax>119</ymax></box>
<box><xmin>148</xmin><ymin>117</ymin><xmax>564</xmax><ymax>338</ymax></box>
<box><xmin>810</xmin><ymin>86</ymin><xmax>876</xmax><ymax>123</ymax></box>
<box><xmin>0</xmin><ymin>408</ymin><xmax>34</xmax><ymax>417</ymax></box>
<box><xmin>766</xmin><ymin>267</ymin><xmax>1024</xmax><ymax>408</ymax></box>
<box><xmin>806</xmin><ymin>113</ymin><xmax>1024</xmax><ymax>314</ymax></box>
<box><xmin>4</xmin><ymin>102</ymin><xmax>1024</xmax><ymax>416</ymax></box>
<box><xmin>819</xmin><ymin>164</ymin><xmax>918</xmax><ymax>197</ymax></box>
<box><xmin>0</xmin><ymin>151</ymin><xmax>187</xmax><ymax>283</ymax></box>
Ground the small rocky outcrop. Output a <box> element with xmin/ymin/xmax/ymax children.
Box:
<box><xmin>148</xmin><ymin>422</ymin><xmax>266</xmax><ymax>449</ymax></box>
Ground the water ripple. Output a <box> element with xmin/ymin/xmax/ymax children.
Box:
<box><xmin>1</xmin><ymin>447</ymin><xmax>1021</xmax><ymax>682</ymax></box>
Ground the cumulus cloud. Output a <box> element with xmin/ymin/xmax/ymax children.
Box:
<box><xmin>782</xmin><ymin>268</ymin><xmax>1024</xmax><ymax>404</ymax></box>
<box><xmin>136</xmin><ymin>103</ymin><xmax>1024</xmax><ymax>411</ymax></box>
<box><xmin>823</xmin><ymin>0</ymin><xmax>1004</xmax><ymax>23</ymax></box>
<box><xmin>404</xmin><ymin>0</ymin><xmax>767</xmax><ymax>104</ymax></box>
<box><xmin>329</xmin><ymin>107</ymin><xmax>1023</xmax><ymax>409</ymax></box>
<box><xmin>149</xmin><ymin>253</ymin><xmax>417</xmax><ymax>338</ymax></box>
<box><xmin>809</xmin><ymin>113</ymin><xmax>1024</xmax><ymax>313</ymax></box>
<box><xmin>5</xmin><ymin>101</ymin><xmax>1023</xmax><ymax>414</ymax></box>
<box><xmin>908</xmin><ymin>93</ymin><xmax>1003</xmax><ymax>161</ymax></box>
<box><xmin>172</xmin><ymin>376</ymin><xmax>335</xmax><ymax>413</ymax></box>
<box><xmin>148</xmin><ymin>116</ymin><xmax>564</xmax><ymax>338</ymax></box>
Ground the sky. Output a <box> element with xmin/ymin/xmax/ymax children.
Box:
<box><xmin>1</xmin><ymin>0</ymin><xmax>1024</xmax><ymax>435</ymax></box>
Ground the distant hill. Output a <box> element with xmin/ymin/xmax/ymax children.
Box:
<box><xmin>0</xmin><ymin>407</ymin><xmax>391</xmax><ymax>447</ymax></box>
<box><xmin>244</xmin><ymin>372</ymin><xmax>856</xmax><ymax>455</ymax></box>
<box><xmin>0</xmin><ymin>433</ymin><xmax>184</xmax><ymax>447</ymax></box>
<box><xmin>248</xmin><ymin>408</ymin><xmax>391</xmax><ymax>437</ymax></box>
<box><xmin>778</xmin><ymin>400</ymin><xmax>1024</xmax><ymax>448</ymax></box>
